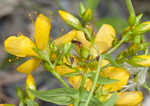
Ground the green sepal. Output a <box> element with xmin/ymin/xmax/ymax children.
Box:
<box><xmin>136</xmin><ymin>13</ymin><xmax>143</xmax><ymax>25</ymax></box>
<box><xmin>80</xmin><ymin>2</ymin><xmax>86</xmax><ymax>16</ymax></box>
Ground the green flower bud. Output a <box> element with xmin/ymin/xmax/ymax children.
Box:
<box><xmin>62</xmin><ymin>42</ymin><xmax>72</xmax><ymax>55</ymax></box>
<box><xmin>128</xmin><ymin>55</ymin><xmax>150</xmax><ymax>67</ymax></box>
<box><xmin>82</xmin><ymin>9</ymin><xmax>93</xmax><ymax>23</ymax></box>
<box><xmin>133</xmin><ymin>21</ymin><xmax>150</xmax><ymax>34</ymax></box>
<box><xmin>80</xmin><ymin>47</ymin><xmax>89</xmax><ymax>59</ymax></box>
<box><xmin>58</xmin><ymin>10</ymin><xmax>82</xmax><ymax>30</ymax></box>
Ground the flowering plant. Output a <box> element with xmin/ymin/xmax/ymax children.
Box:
<box><xmin>3</xmin><ymin>0</ymin><xmax>150</xmax><ymax>106</ymax></box>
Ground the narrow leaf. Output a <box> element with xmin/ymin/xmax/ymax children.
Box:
<box><xmin>29</xmin><ymin>88</ymin><xmax>78</xmax><ymax>105</ymax></box>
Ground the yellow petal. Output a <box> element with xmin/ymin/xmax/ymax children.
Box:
<box><xmin>17</xmin><ymin>58</ymin><xmax>40</xmax><ymax>74</ymax></box>
<box><xmin>116</xmin><ymin>91</ymin><xmax>143</xmax><ymax>106</ymax></box>
<box><xmin>68</xmin><ymin>76</ymin><xmax>92</xmax><ymax>91</ymax></box>
<box><xmin>95</xmin><ymin>24</ymin><xmax>116</xmax><ymax>53</ymax></box>
<box><xmin>54</xmin><ymin>30</ymin><xmax>77</xmax><ymax>46</ymax></box>
<box><xmin>4</xmin><ymin>35</ymin><xmax>36</xmax><ymax>57</ymax></box>
<box><xmin>101</xmin><ymin>67</ymin><xmax>129</xmax><ymax>92</ymax></box>
<box><xmin>56</xmin><ymin>65</ymin><xmax>75</xmax><ymax>76</ymax></box>
<box><xmin>34</xmin><ymin>14</ymin><xmax>51</xmax><ymax>50</ymax></box>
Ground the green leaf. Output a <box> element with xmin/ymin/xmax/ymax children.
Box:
<box><xmin>97</xmin><ymin>76</ymin><xmax>119</xmax><ymax>85</ymax></box>
<box><xmin>85</xmin><ymin>0</ymin><xmax>100</xmax><ymax>10</ymax></box>
<box><xmin>29</xmin><ymin>88</ymin><xmax>79</xmax><ymax>105</ymax></box>
<box><xmin>95</xmin><ymin>17</ymin><xmax>128</xmax><ymax>34</ymax></box>
<box><xmin>103</xmin><ymin>93</ymin><xmax>117</xmax><ymax>106</ymax></box>
<box><xmin>26</xmin><ymin>99</ymin><xmax>39</xmax><ymax>106</ymax></box>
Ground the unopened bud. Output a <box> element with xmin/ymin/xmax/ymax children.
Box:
<box><xmin>25</xmin><ymin>74</ymin><xmax>36</xmax><ymax>100</ymax></box>
<box><xmin>82</xmin><ymin>9</ymin><xmax>93</xmax><ymax>24</ymax></box>
<box><xmin>128</xmin><ymin>55</ymin><xmax>150</xmax><ymax>67</ymax></box>
<box><xmin>58</xmin><ymin>10</ymin><xmax>82</xmax><ymax>30</ymax></box>
<box><xmin>133</xmin><ymin>21</ymin><xmax>150</xmax><ymax>34</ymax></box>
<box><xmin>62</xmin><ymin>42</ymin><xmax>72</xmax><ymax>55</ymax></box>
<box><xmin>80</xmin><ymin>47</ymin><xmax>89</xmax><ymax>59</ymax></box>
<box><xmin>128</xmin><ymin>14</ymin><xmax>136</xmax><ymax>26</ymax></box>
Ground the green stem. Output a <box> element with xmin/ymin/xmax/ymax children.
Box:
<box><xmin>106</xmin><ymin>34</ymin><xmax>129</xmax><ymax>55</ymax></box>
<box><xmin>126</xmin><ymin>0</ymin><xmax>135</xmax><ymax>16</ymax></box>
<box><xmin>85</xmin><ymin>55</ymin><xmax>103</xmax><ymax>106</ymax></box>
<box><xmin>80</xmin><ymin>74</ymin><xmax>87</xmax><ymax>92</ymax></box>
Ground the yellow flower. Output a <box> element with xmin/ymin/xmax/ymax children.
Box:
<box><xmin>74</xmin><ymin>24</ymin><xmax>116</xmax><ymax>57</ymax></box>
<box><xmin>4</xmin><ymin>14</ymin><xmax>51</xmax><ymax>74</ymax></box>
<box><xmin>101</xmin><ymin>67</ymin><xmax>129</xmax><ymax>92</ymax></box>
<box><xmin>4</xmin><ymin>35</ymin><xmax>36</xmax><ymax>57</ymax></box>
<box><xmin>115</xmin><ymin>91</ymin><xmax>143</xmax><ymax>106</ymax></box>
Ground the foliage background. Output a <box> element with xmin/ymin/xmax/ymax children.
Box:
<box><xmin>0</xmin><ymin>0</ymin><xmax>150</xmax><ymax>105</ymax></box>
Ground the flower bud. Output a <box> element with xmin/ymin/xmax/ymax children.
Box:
<box><xmin>82</xmin><ymin>9</ymin><xmax>93</xmax><ymax>23</ymax></box>
<box><xmin>80</xmin><ymin>47</ymin><xmax>89</xmax><ymax>59</ymax></box>
<box><xmin>133</xmin><ymin>21</ymin><xmax>150</xmax><ymax>34</ymax></box>
<box><xmin>25</xmin><ymin>74</ymin><xmax>36</xmax><ymax>100</ymax></box>
<box><xmin>58</xmin><ymin>10</ymin><xmax>82</xmax><ymax>30</ymax></box>
<box><xmin>62</xmin><ymin>42</ymin><xmax>72</xmax><ymax>55</ymax></box>
<box><xmin>128</xmin><ymin>55</ymin><xmax>150</xmax><ymax>67</ymax></box>
<box><xmin>128</xmin><ymin>14</ymin><xmax>136</xmax><ymax>26</ymax></box>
